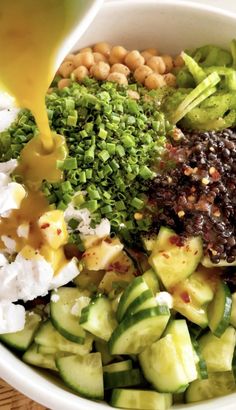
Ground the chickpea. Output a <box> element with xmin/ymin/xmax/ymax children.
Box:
<box><xmin>73</xmin><ymin>66</ymin><xmax>89</xmax><ymax>82</ymax></box>
<box><xmin>58</xmin><ymin>61</ymin><xmax>75</xmax><ymax>78</ymax></box>
<box><xmin>144</xmin><ymin>48</ymin><xmax>158</xmax><ymax>56</ymax></box>
<box><xmin>141</xmin><ymin>51</ymin><xmax>153</xmax><ymax>63</ymax></box>
<box><xmin>90</xmin><ymin>62</ymin><xmax>110</xmax><ymax>81</ymax></box>
<box><xmin>163</xmin><ymin>73</ymin><xmax>176</xmax><ymax>87</ymax></box>
<box><xmin>109</xmin><ymin>46</ymin><xmax>128</xmax><ymax>65</ymax></box>
<box><xmin>74</xmin><ymin>51</ymin><xmax>94</xmax><ymax>68</ymax></box>
<box><xmin>93</xmin><ymin>52</ymin><xmax>107</xmax><ymax>63</ymax></box>
<box><xmin>110</xmin><ymin>63</ymin><xmax>130</xmax><ymax>76</ymax></box>
<box><xmin>58</xmin><ymin>78</ymin><xmax>71</xmax><ymax>89</ymax></box>
<box><xmin>174</xmin><ymin>54</ymin><xmax>185</xmax><ymax>67</ymax></box>
<box><xmin>47</xmin><ymin>87</ymin><xmax>54</xmax><ymax>94</ymax></box>
<box><xmin>147</xmin><ymin>56</ymin><xmax>166</xmax><ymax>74</ymax></box>
<box><xmin>134</xmin><ymin>65</ymin><xmax>153</xmax><ymax>84</ymax></box>
<box><xmin>124</xmin><ymin>50</ymin><xmax>145</xmax><ymax>71</ymax></box>
<box><xmin>144</xmin><ymin>73</ymin><xmax>166</xmax><ymax>90</ymax></box>
<box><xmin>64</xmin><ymin>53</ymin><xmax>76</xmax><ymax>63</ymax></box>
<box><xmin>80</xmin><ymin>47</ymin><xmax>93</xmax><ymax>53</ymax></box>
<box><xmin>161</xmin><ymin>54</ymin><xmax>173</xmax><ymax>73</ymax></box>
<box><xmin>93</xmin><ymin>42</ymin><xmax>111</xmax><ymax>57</ymax></box>
<box><xmin>107</xmin><ymin>72</ymin><xmax>128</xmax><ymax>85</ymax></box>
<box><xmin>127</xmin><ymin>90</ymin><xmax>140</xmax><ymax>100</ymax></box>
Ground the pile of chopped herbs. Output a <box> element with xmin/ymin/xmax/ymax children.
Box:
<box><xmin>0</xmin><ymin>78</ymin><xmax>172</xmax><ymax>239</ymax></box>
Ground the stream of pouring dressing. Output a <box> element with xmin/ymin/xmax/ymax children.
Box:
<box><xmin>0</xmin><ymin>0</ymin><xmax>85</xmax><ymax>252</ymax></box>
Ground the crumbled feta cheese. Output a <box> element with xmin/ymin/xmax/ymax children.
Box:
<box><xmin>0</xmin><ymin>162</ymin><xmax>26</xmax><ymax>218</ymax></box>
<box><xmin>1</xmin><ymin>235</ymin><xmax>17</xmax><ymax>254</ymax></box>
<box><xmin>0</xmin><ymin>302</ymin><xmax>25</xmax><ymax>333</ymax></box>
<box><xmin>70</xmin><ymin>296</ymin><xmax>91</xmax><ymax>317</ymax></box>
<box><xmin>17</xmin><ymin>223</ymin><xmax>30</xmax><ymax>239</ymax></box>
<box><xmin>51</xmin><ymin>294</ymin><xmax>60</xmax><ymax>303</ymax></box>
<box><xmin>0</xmin><ymin>92</ymin><xmax>19</xmax><ymax>132</ymax></box>
<box><xmin>49</xmin><ymin>257</ymin><xmax>80</xmax><ymax>289</ymax></box>
<box><xmin>0</xmin><ymin>249</ymin><xmax>54</xmax><ymax>303</ymax></box>
<box><xmin>155</xmin><ymin>291</ymin><xmax>173</xmax><ymax>309</ymax></box>
<box><xmin>64</xmin><ymin>203</ymin><xmax>110</xmax><ymax>237</ymax></box>
<box><xmin>0</xmin><ymin>253</ymin><xmax>8</xmax><ymax>267</ymax></box>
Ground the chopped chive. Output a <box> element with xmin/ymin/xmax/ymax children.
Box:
<box><xmin>98</xmin><ymin>150</ymin><xmax>110</xmax><ymax>162</ymax></box>
<box><xmin>131</xmin><ymin>197</ymin><xmax>144</xmax><ymax>210</ymax></box>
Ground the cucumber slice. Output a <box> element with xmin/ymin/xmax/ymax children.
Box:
<box><xmin>125</xmin><ymin>289</ymin><xmax>157</xmax><ymax>317</ymax></box>
<box><xmin>208</xmin><ymin>282</ymin><xmax>232</xmax><ymax>337</ymax></box>
<box><xmin>109</xmin><ymin>306</ymin><xmax>170</xmax><ymax>355</ymax></box>
<box><xmin>185</xmin><ymin>371</ymin><xmax>236</xmax><ymax>403</ymax></box>
<box><xmin>142</xmin><ymin>235</ymin><xmax>157</xmax><ymax>253</ymax></box>
<box><xmin>50</xmin><ymin>287</ymin><xmax>89</xmax><ymax>344</ymax></box>
<box><xmin>165</xmin><ymin>320</ymin><xmax>198</xmax><ymax>383</ymax></box>
<box><xmin>35</xmin><ymin>320</ymin><xmax>93</xmax><ymax>355</ymax></box>
<box><xmin>104</xmin><ymin>369</ymin><xmax>143</xmax><ymax>390</ymax></box>
<box><xmin>232</xmin><ymin>348</ymin><xmax>236</xmax><ymax>381</ymax></box>
<box><xmin>230</xmin><ymin>292</ymin><xmax>236</xmax><ymax>328</ymax></box>
<box><xmin>198</xmin><ymin>327</ymin><xmax>236</xmax><ymax>372</ymax></box>
<box><xmin>188</xmin><ymin>323</ymin><xmax>204</xmax><ymax>340</ymax></box>
<box><xmin>103</xmin><ymin>360</ymin><xmax>133</xmax><ymax>373</ymax></box>
<box><xmin>95</xmin><ymin>339</ymin><xmax>113</xmax><ymax>365</ymax></box>
<box><xmin>192</xmin><ymin>340</ymin><xmax>208</xmax><ymax>380</ymax></box>
<box><xmin>0</xmin><ymin>312</ymin><xmax>41</xmax><ymax>352</ymax></box>
<box><xmin>142</xmin><ymin>269</ymin><xmax>160</xmax><ymax>294</ymax></box>
<box><xmin>149</xmin><ymin>227</ymin><xmax>202</xmax><ymax>289</ymax></box>
<box><xmin>139</xmin><ymin>334</ymin><xmax>189</xmax><ymax>393</ymax></box>
<box><xmin>116</xmin><ymin>277</ymin><xmax>149</xmax><ymax>322</ymax></box>
<box><xmin>110</xmin><ymin>389</ymin><xmax>172</xmax><ymax>410</ymax></box>
<box><xmin>38</xmin><ymin>345</ymin><xmax>58</xmax><ymax>355</ymax></box>
<box><xmin>173</xmin><ymin>296</ymin><xmax>208</xmax><ymax>327</ymax></box>
<box><xmin>56</xmin><ymin>353</ymin><xmax>104</xmax><ymax>400</ymax></box>
<box><xmin>80</xmin><ymin>295</ymin><xmax>117</xmax><ymax>341</ymax></box>
<box><xmin>23</xmin><ymin>343</ymin><xmax>57</xmax><ymax>371</ymax></box>
<box><xmin>184</xmin><ymin>268</ymin><xmax>214</xmax><ymax>305</ymax></box>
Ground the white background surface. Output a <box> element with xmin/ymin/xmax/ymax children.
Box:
<box><xmin>107</xmin><ymin>0</ymin><xmax>236</xmax><ymax>13</ymax></box>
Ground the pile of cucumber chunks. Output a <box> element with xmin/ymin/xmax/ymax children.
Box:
<box><xmin>1</xmin><ymin>226</ymin><xmax>236</xmax><ymax>410</ymax></box>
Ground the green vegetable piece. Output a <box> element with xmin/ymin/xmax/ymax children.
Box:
<box><xmin>181</xmin><ymin>52</ymin><xmax>206</xmax><ymax>84</ymax></box>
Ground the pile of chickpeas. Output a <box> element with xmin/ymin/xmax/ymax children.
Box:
<box><xmin>56</xmin><ymin>42</ymin><xmax>184</xmax><ymax>91</ymax></box>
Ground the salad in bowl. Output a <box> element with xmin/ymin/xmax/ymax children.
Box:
<box><xmin>1</xmin><ymin>18</ymin><xmax>236</xmax><ymax>410</ymax></box>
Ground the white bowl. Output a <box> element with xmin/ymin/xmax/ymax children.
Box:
<box><xmin>1</xmin><ymin>1</ymin><xmax>236</xmax><ymax>409</ymax></box>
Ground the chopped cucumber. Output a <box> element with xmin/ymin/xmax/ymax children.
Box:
<box><xmin>50</xmin><ymin>287</ymin><xmax>89</xmax><ymax>343</ymax></box>
<box><xmin>23</xmin><ymin>343</ymin><xmax>57</xmax><ymax>371</ymax></box>
<box><xmin>149</xmin><ymin>227</ymin><xmax>202</xmax><ymax>289</ymax></box>
<box><xmin>142</xmin><ymin>235</ymin><xmax>157</xmax><ymax>253</ymax></box>
<box><xmin>165</xmin><ymin>320</ymin><xmax>198</xmax><ymax>383</ymax></box>
<box><xmin>139</xmin><ymin>334</ymin><xmax>189</xmax><ymax>393</ymax></box>
<box><xmin>192</xmin><ymin>340</ymin><xmax>208</xmax><ymax>380</ymax></box>
<box><xmin>185</xmin><ymin>371</ymin><xmax>236</xmax><ymax>403</ymax></box>
<box><xmin>230</xmin><ymin>292</ymin><xmax>236</xmax><ymax>328</ymax></box>
<box><xmin>38</xmin><ymin>345</ymin><xmax>58</xmax><ymax>355</ymax></box>
<box><xmin>35</xmin><ymin>320</ymin><xmax>93</xmax><ymax>355</ymax></box>
<box><xmin>56</xmin><ymin>353</ymin><xmax>104</xmax><ymax>400</ymax></box>
<box><xmin>184</xmin><ymin>268</ymin><xmax>215</xmax><ymax>305</ymax></box>
<box><xmin>80</xmin><ymin>295</ymin><xmax>117</xmax><ymax>341</ymax></box>
<box><xmin>116</xmin><ymin>276</ymin><xmax>149</xmax><ymax>322</ymax></box>
<box><xmin>125</xmin><ymin>289</ymin><xmax>157</xmax><ymax>317</ymax></box>
<box><xmin>103</xmin><ymin>360</ymin><xmax>133</xmax><ymax>373</ymax></box>
<box><xmin>142</xmin><ymin>269</ymin><xmax>159</xmax><ymax>294</ymax></box>
<box><xmin>110</xmin><ymin>389</ymin><xmax>172</xmax><ymax>410</ymax></box>
<box><xmin>173</xmin><ymin>296</ymin><xmax>208</xmax><ymax>328</ymax></box>
<box><xmin>208</xmin><ymin>282</ymin><xmax>232</xmax><ymax>337</ymax></box>
<box><xmin>104</xmin><ymin>369</ymin><xmax>143</xmax><ymax>389</ymax></box>
<box><xmin>198</xmin><ymin>327</ymin><xmax>236</xmax><ymax>372</ymax></box>
<box><xmin>95</xmin><ymin>339</ymin><xmax>113</xmax><ymax>365</ymax></box>
<box><xmin>109</xmin><ymin>306</ymin><xmax>170</xmax><ymax>355</ymax></box>
<box><xmin>0</xmin><ymin>312</ymin><xmax>41</xmax><ymax>352</ymax></box>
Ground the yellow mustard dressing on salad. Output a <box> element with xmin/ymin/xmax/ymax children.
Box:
<box><xmin>0</xmin><ymin>0</ymin><xmax>84</xmax><ymax>255</ymax></box>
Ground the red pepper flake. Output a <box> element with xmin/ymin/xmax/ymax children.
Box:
<box><xmin>162</xmin><ymin>252</ymin><xmax>170</xmax><ymax>259</ymax></box>
<box><xmin>107</xmin><ymin>261</ymin><xmax>129</xmax><ymax>274</ymax></box>
<box><xmin>180</xmin><ymin>291</ymin><xmax>190</xmax><ymax>303</ymax></box>
<box><xmin>57</xmin><ymin>229</ymin><xmax>62</xmax><ymax>235</ymax></box>
<box><xmin>211</xmin><ymin>170</ymin><xmax>221</xmax><ymax>181</ymax></box>
<box><xmin>169</xmin><ymin>235</ymin><xmax>184</xmax><ymax>247</ymax></box>
<box><xmin>40</xmin><ymin>223</ymin><xmax>50</xmax><ymax>229</ymax></box>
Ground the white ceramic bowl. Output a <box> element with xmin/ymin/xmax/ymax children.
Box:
<box><xmin>1</xmin><ymin>1</ymin><xmax>236</xmax><ymax>409</ymax></box>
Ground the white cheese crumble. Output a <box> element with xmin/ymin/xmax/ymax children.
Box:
<box><xmin>51</xmin><ymin>294</ymin><xmax>60</xmax><ymax>303</ymax></box>
<box><xmin>1</xmin><ymin>235</ymin><xmax>17</xmax><ymax>254</ymax></box>
<box><xmin>64</xmin><ymin>203</ymin><xmax>110</xmax><ymax>237</ymax></box>
<box><xmin>0</xmin><ymin>160</ymin><xmax>26</xmax><ymax>218</ymax></box>
<box><xmin>49</xmin><ymin>258</ymin><xmax>80</xmax><ymax>290</ymax></box>
<box><xmin>155</xmin><ymin>291</ymin><xmax>173</xmax><ymax>309</ymax></box>
<box><xmin>0</xmin><ymin>302</ymin><xmax>25</xmax><ymax>334</ymax></box>
<box><xmin>0</xmin><ymin>92</ymin><xmax>19</xmax><ymax>133</ymax></box>
<box><xmin>17</xmin><ymin>223</ymin><xmax>30</xmax><ymax>239</ymax></box>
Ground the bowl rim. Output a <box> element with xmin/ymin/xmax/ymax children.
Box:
<box><xmin>1</xmin><ymin>0</ymin><xmax>236</xmax><ymax>409</ymax></box>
